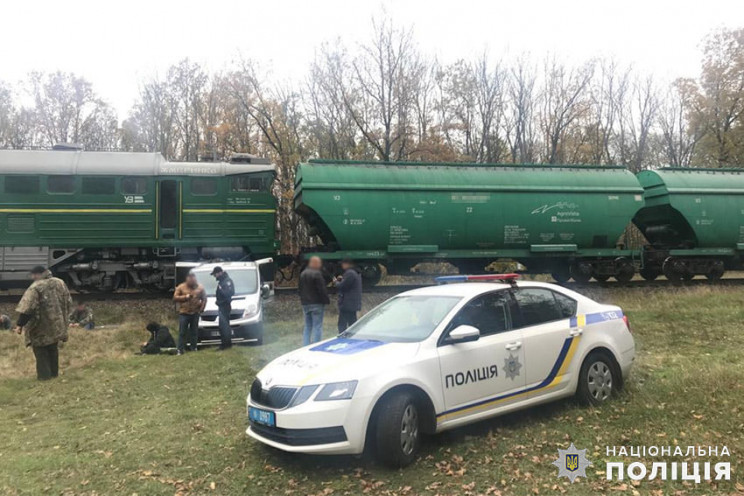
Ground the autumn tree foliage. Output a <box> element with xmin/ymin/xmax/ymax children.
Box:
<box><xmin>1</xmin><ymin>21</ymin><xmax>744</xmax><ymax>252</ymax></box>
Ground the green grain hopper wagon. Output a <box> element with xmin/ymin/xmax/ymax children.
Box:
<box><xmin>634</xmin><ymin>168</ymin><xmax>744</xmax><ymax>281</ymax></box>
<box><xmin>294</xmin><ymin>160</ymin><xmax>645</xmax><ymax>283</ymax></box>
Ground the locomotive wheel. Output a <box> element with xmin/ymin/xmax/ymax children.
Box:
<box><xmin>551</xmin><ymin>267</ymin><xmax>571</xmax><ymax>284</ymax></box>
<box><xmin>639</xmin><ymin>267</ymin><xmax>660</xmax><ymax>281</ymax></box>
<box><xmin>681</xmin><ymin>272</ymin><xmax>694</xmax><ymax>281</ymax></box>
<box><xmin>706</xmin><ymin>262</ymin><xmax>725</xmax><ymax>281</ymax></box>
<box><xmin>614</xmin><ymin>258</ymin><xmax>635</xmax><ymax>283</ymax></box>
<box><xmin>593</xmin><ymin>274</ymin><xmax>610</xmax><ymax>282</ymax></box>
<box><xmin>570</xmin><ymin>262</ymin><xmax>592</xmax><ymax>284</ymax></box>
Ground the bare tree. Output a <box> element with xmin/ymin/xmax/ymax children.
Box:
<box><xmin>659</xmin><ymin>78</ymin><xmax>704</xmax><ymax>167</ymax></box>
<box><xmin>332</xmin><ymin>17</ymin><xmax>424</xmax><ymax>161</ymax></box>
<box><xmin>504</xmin><ymin>56</ymin><xmax>538</xmax><ymax>163</ymax></box>
<box><xmin>539</xmin><ymin>57</ymin><xmax>595</xmax><ymax>164</ymax></box>
<box><xmin>29</xmin><ymin>71</ymin><xmax>118</xmax><ymax>148</ymax></box>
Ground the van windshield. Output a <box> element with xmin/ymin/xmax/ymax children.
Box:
<box><xmin>195</xmin><ymin>268</ymin><xmax>258</xmax><ymax>296</ymax></box>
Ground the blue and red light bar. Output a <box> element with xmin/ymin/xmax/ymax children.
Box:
<box><xmin>435</xmin><ymin>273</ymin><xmax>521</xmax><ymax>285</ymax></box>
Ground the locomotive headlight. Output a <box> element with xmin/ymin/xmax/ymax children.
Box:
<box><xmin>243</xmin><ymin>304</ymin><xmax>258</xmax><ymax>318</ymax></box>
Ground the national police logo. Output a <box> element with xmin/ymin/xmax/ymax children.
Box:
<box><xmin>552</xmin><ymin>443</ymin><xmax>592</xmax><ymax>482</ymax></box>
<box><xmin>502</xmin><ymin>353</ymin><xmax>522</xmax><ymax>380</ymax></box>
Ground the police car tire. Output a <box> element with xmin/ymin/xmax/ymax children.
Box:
<box><xmin>374</xmin><ymin>392</ymin><xmax>420</xmax><ymax>468</ymax></box>
<box><xmin>577</xmin><ymin>352</ymin><xmax>617</xmax><ymax>406</ymax></box>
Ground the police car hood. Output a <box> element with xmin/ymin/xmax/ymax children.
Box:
<box><xmin>257</xmin><ymin>337</ymin><xmax>419</xmax><ymax>386</ymax></box>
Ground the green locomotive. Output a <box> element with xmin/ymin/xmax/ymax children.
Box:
<box><xmin>0</xmin><ymin>149</ymin><xmax>276</xmax><ymax>290</ymax></box>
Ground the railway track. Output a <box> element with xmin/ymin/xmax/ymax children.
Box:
<box><xmin>2</xmin><ymin>277</ymin><xmax>743</xmax><ymax>305</ymax></box>
<box><xmin>276</xmin><ymin>276</ymin><xmax>744</xmax><ymax>294</ymax></box>
<box><xmin>0</xmin><ymin>291</ymin><xmax>172</xmax><ymax>305</ymax></box>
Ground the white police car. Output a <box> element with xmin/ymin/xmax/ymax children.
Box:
<box><xmin>246</xmin><ymin>274</ymin><xmax>635</xmax><ymax>467</ymax></box>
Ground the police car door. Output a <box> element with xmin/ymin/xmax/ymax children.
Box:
<box><xmin>437</xmin><ymin>291</ymin><xmax>526</xmax><ymax>414</ymax></box>
<box><xmin>512</xmin><ymin>288</ymin><xmax>578</xmax><ymax>392</ymax></box>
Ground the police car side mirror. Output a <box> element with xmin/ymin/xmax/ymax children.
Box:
<box><xmin>260</xmin><ymin>284</ymin><xmax>271</xmax><ymax>299</ymax></box>
<box><xmin>446</xmin><ymin>325</ymin><xmax>480</xmax><ymax>344</ymax></box>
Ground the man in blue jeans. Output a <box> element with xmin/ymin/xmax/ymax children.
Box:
<box><xmin>299</xmin><ymin>256</ymin><xmax>330</xmax><ymax>345</ymax></box>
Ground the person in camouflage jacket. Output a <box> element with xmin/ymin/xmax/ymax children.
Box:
<box><xmin>14</xmin><ymin>266</ymin><xmax>73</xmax><ymax>380</ymax></box>
<box><xmin>69</xmin><ymin>302</ymin><xmax>95</xmax><ymax>330</ymax></box>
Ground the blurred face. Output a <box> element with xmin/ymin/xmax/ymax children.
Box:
<box><xmin>341</xmin><ymin>262</ymin><xmax>351</xmax><ymax>271</ymax></box>
<box><xmin>77</xmin><ymin>304</ymin><xmax>85</xmax><ymax>311</ymax></box>
<box><xmin>30</xmin><ymin>272</ymin><xmax>43</xmax><ymax>281</ymax></box>
<box><xmin>212</xmin><ymin>271</ymin><xmax>222</xmax><ymax>279</ymax></box>
<box><xmin>308</xmin><ymin>257</ymin><xmax>322</xmax><ymax>270</ymax></box>
<box><xmin>186</xmin><ymin>274</ymin><xmax>197</xmax><ymax>286</ymax></box>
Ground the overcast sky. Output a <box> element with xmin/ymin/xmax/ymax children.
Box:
<box><xmin>3</xmin><ymin>0</ymin><xmax>743</xmax><ymax>116</ymax></box>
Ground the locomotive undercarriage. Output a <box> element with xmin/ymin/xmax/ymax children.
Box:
<box><xmin>0</xmin><ymin>246</ymin><xmax>254</xmax><ymax>291</ymax></box>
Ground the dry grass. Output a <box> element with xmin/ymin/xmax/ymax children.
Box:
<box><xmin>0</xmin><ymin>298</ymin><xmax>176</xmax><ymax>379</ymax></box>
<box><xmin>1</xmin><ymin>284</ymin><xmax>743</xmax><ymax>495</ymax></box>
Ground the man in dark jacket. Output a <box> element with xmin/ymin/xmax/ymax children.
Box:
<box><xmin>211</xmin><ymin>266</ymin><xmax>235</xmax><ymax>350</ymax></box>
<box><xmin>335</xmin><ymin>259</ymin><xmax>362</xmax><ymax>333</ymax></box>
<box><xmin>299</xmin><ymin>256</ymin><xmax>330</xmax><ymax>345</ymax></box>
<box><xmin>140</xmin><ymin>322</ymin><xmax>176</xmax><ymax>354</ymax></box>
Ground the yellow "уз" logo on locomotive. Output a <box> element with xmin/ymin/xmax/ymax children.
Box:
<box><xmin>565</xmin><ymin>454</ymin><xmax>579</xmax><ymax>472</ymax></box>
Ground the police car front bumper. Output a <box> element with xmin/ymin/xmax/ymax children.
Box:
<box><xmin>245</xmin><ymin>393</ymin><xmax>371</xmax><ymax>455</ymax></box>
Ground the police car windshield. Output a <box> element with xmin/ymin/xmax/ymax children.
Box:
<box><xmin>342</xmin><ymin>295</ymin><xmax>461</xmax><ymax>343</ymax></box>
<box><xmin>195</xmin><ymin>269</ymin><xmax>258</xmax><ymax>296</ymax></box>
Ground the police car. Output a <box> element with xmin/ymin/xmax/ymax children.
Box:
<box><xmin>246</xmin><ymin>274</ymin><xmax>635</xmax><ymax>467</ymax></box>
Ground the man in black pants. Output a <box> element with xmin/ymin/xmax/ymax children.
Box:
<box><xmin>14</xmin><ymin>266</ymin><xmax>73</xmax><ymax>380</ymax></box>
<box><xmin>211</xmin><ymin>266</ymin><xmax>235</xmax><ymax>351</ymax></box>
<box><xmin>335</xmin><ymin>259</ymin><xmax>362</xmax><ymax>333</ymax></box>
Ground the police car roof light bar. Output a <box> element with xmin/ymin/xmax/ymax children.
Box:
<box><xmin>435</xmin><ymin>274</ymin><xmax>521</xmax><ymax>285</ymax></box>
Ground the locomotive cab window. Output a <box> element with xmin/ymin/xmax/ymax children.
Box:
<box><xmin>230</xmin><ymin>173</ymin><xmax>271</xmax><ymax>193</ymax></box>
<box><xmin>47</xmin><ymin>175</ymin><xmax>76</xmax><ymax>194</ymax></box>
<box><xmin>122</xmin><ymin>177</ymin><xmax>148</xmax><ymax>195</ymax></box>
<box><xmin>191</xmin><ymin>178</ymin><xmax>217</xmax><ymax>196</ymax></box>
<box><xmin>82</xmin><ymin>177</ymin><xmax>116</xmax><ymax>195</ymax></box>
<box><xmin>5</xmin><ymin>176</ymin><xmax>39</xmax><ymax>194</ymax></box>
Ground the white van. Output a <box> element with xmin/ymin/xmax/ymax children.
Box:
<box><xmin>184</xmin><ymin>260</ymin><xmax>273</xmax><ymax>345</ymax></box>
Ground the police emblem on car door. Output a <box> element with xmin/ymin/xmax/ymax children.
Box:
<box><xmin>437</xmin><ymin>291</ymin><xmax>526</xmax><ymax>417</ymax></box>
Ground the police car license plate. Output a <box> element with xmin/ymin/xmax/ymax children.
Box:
<box><xmin>249</xmin><ymin>407</ymin><xmax>275</xmax><ymax>427</ymax></box>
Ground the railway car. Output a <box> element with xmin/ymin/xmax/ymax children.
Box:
<box><xmin>294</xmin><ymin>159</ymin><xmax>645</xmax><ymax>284</ymax></box>
<box><xmin>633</xmin><ymin>168</ymin><xmax>744</xmax><ymax>281</ymax></box>
<box><xmin>0</xmin><ymin>149</ymin><xmax>276</xmax><ymax>290</ymax></box>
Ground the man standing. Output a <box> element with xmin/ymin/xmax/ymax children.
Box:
<box><xmin>335</xmin><ymin>259</ymin><xmax>362</xmax><ymax>333</ymax></box>
<box><xmin>211</xmin><ymin>266</ymin><xmax>235</xmax><ymax>351</ymax></box>
<box><xmin>13</xmin><ymin>266</ymin><xmax>72</xmax><ymax>380</ymax></box>
<box><xmin>69</xmin><ymin>301</ymin><xmax>95</xmax><ymax>330</ymax></box>
<box><xmin>173</xmin><ymin>271</ymin><xmax>207</xmax><ymax>355</ymax></box>
<box><xmin>299</xmin><ymin>256</ymin><xmax>330</xmax><ymax>345</ymax></box>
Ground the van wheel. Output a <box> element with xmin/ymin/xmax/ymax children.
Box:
<box><xmin>374</xmin><ymin>392</ymin><xmax>420</xmax><ymax>468</ymax></box>
<box><xmin>577</xmin><ymin>352</ymin><xmax>617</xmax><ymax>405</ymax></box>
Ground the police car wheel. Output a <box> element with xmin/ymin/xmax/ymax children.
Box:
<box><xmin>577</xmin><ymin>353</ymin><xmax>616</xmax><ymax>405</ymax></box>
<box><xmin>374</xmin><ymin>392</ymin><xmax>420</xmax><ymax>468</ymax></box>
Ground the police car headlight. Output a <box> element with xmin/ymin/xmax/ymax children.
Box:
<box><xmin>315</xmin><ymin>381</ymin><xmax>358</xmax><ymax>401</ymax></box>
<box><xmin>288</xmin><ymin>385</ymin><xmax>319</xmax><ymax>407</ymax></box>
<box><xmin>243</xmin><ymin>304</ymin><xmax>258</xmax><ymax>318</ymax></box>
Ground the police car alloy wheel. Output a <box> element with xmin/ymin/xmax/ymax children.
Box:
<box><xmin>245</xmin><ymin>274</ymin><xmax>635</xmax><ymax>468</ymax></box>
<box><xmin>577</xmin><ymin>352</ymin><xmax>618</xmax><ymax>405</ymax></box>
